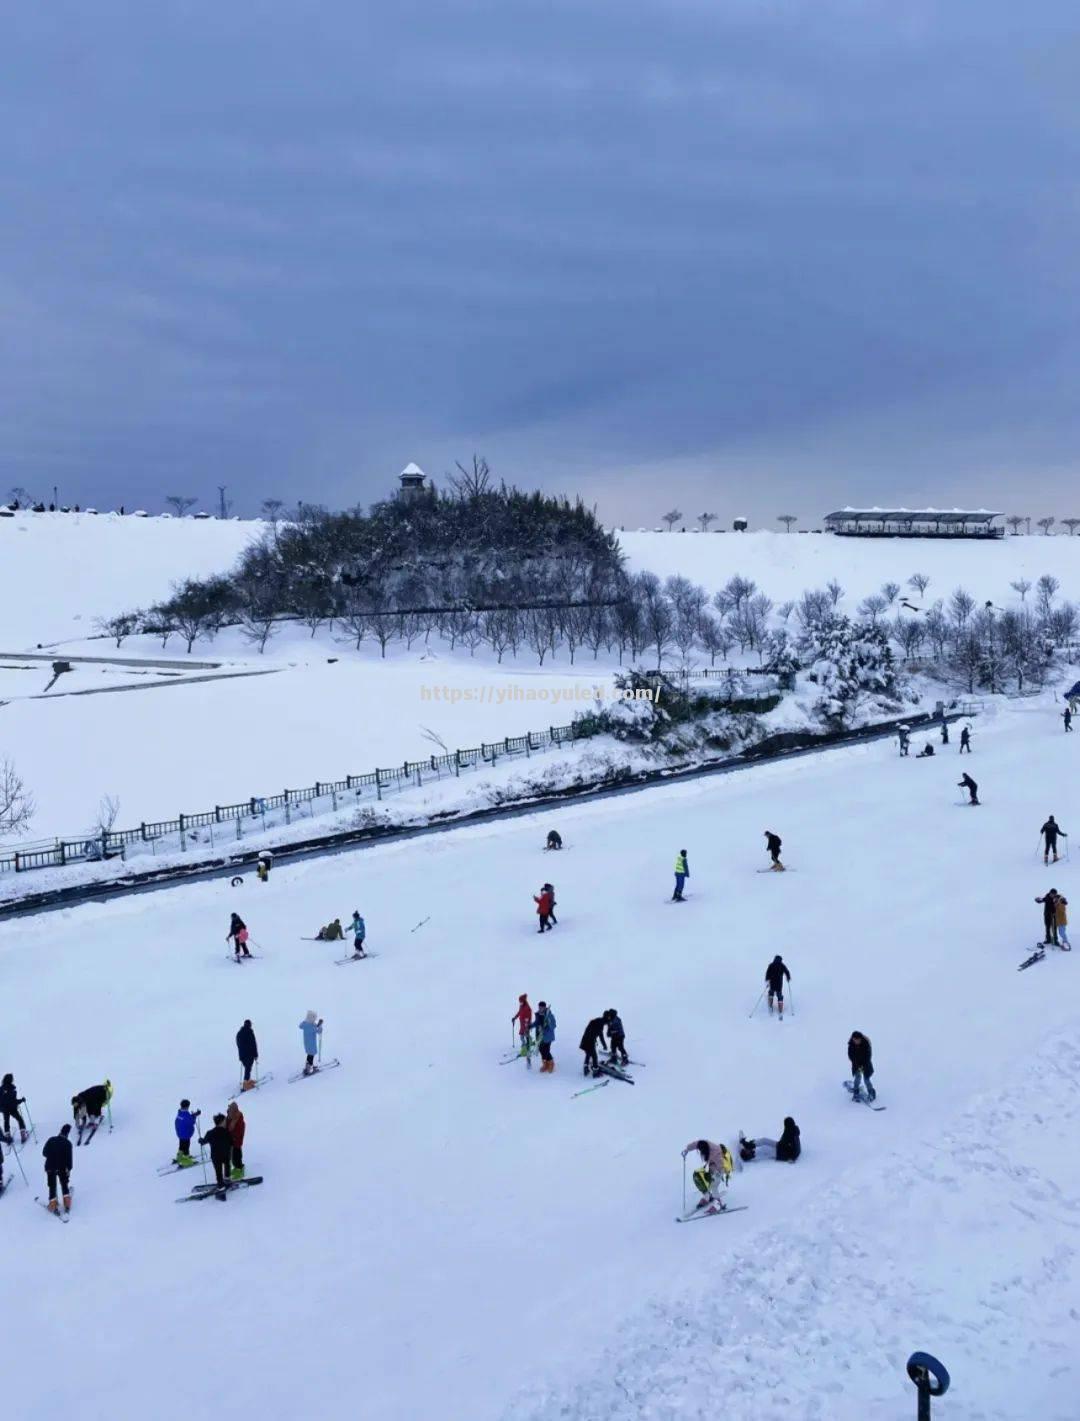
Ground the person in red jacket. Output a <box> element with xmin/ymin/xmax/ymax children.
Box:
<box><xmin>225</xmin><ymin>1101</ymin><xmax>246</xmax><ymax>1181</ymax></box>
<box><xmin>512</xmin><ymin>994</ymin><xmax>533</xmax><ymax>1040</ymax></box>
<box><xmin>534</xmin><ymin>886</ymin><xmax>554</xmax><ymax>933</ymax></box>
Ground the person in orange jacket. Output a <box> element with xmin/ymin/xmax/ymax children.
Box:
<box><xmin>534</xmin><ymin>886</ymin><xmax>554</xmax><ymax>932</ymax></box>
<box><xmin>225</xmin><ymin>1101</ymin><xmax>246</xmax><ymax>1180</ymax></box>
<box><xmin>512</xmin><ymin>994</ymin><xmax>533</xmax><ymax>1040</ymax></box>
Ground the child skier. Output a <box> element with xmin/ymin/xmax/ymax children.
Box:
<box><xmin>225</xmin><ymin>1101</ymin><xmax>246</xmax><ymax>1180</ymax></box>
<box><xmin>299</xmin><ymin>1011</ymin><xmax>323</xmax><ymax>1074</ymax></box>
<box><xmin>543</xmin><ymin>883</ymin><xmax>558</xmax><ymax>926</ymax></box>
<box><xmin>681</xmin><ymin>1139</ymin><xmax>734</xmax><ymax>1212</ymax></box>
<box><xmin>765</xmin><ymin>955</ymin><xmax>790</xmax><ymax>1016</ymax></box>
<box><xmin>959</xmin><ymin>725</ymin><xmax>972</xmax><ymax>752</ymax></box>
<box><xmin>847</xmin><ymin>1031</ymin><xmax>875</xmax><ymax>1102</ymax></box>
<box><xmin>349</xmin><ymin>911</ymin><xmax>367</xmax><ymax>957</ymax></box>
<box><xmin>1055</xmin><ymin>894</ymin><xmax>1072</xmax><ymax>952</ymax></box>
<box><xmin>672</xmin><ymin>849</ymin><xmax>689</xmax><ymax>900</ymax></box>
<box><xmin>512</xmin><ymin>994</ymin><xmax>533</xmax><ymax>1042</ymax></box>
<box><xmin>764</xmin><ymin>831</ymin><xmax>783</xmax><ymax>870</ymax></box>
<box><xmin>227</xmin><ymin>913</ymin><xmax>251</xmax><ymax>959</ymax></box>
<box><xmin>174</xmin><ymin>1100</ymin><xmax>200</xmax><ymax>1166</ymax></box>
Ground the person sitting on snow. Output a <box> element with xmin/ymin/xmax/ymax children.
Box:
<box><xmin>739</xmin><ymin>1118</ymin><xmax>801</xmax><ymax>1164</ymax></box>
<box><xmin>316</xmin><ymin>919</ymin><xmax>344</xmax><ymax>941</ymax></box>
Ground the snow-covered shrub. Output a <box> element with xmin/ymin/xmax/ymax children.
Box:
<box><xmin>799</xmin><ymin>615</ymin><xmax>902</xmax><ymax>728</ymax></box>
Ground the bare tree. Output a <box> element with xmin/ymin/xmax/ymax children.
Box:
<box><xmin>777</xmin><ymin>600</ymin><xmax>795</xmax><ymax>624</ymax></box>
<box><xmin>261</xmin><ymin>498</ymin><xmax>285</xmax><ymax>522</ymax></box>
<box><xmin>777</xmin><ymin>515</ymin><xmax>797</xmax><ymax>533</ymax></box>
<box><xmin>94</xmin><ymin>612</ymin><xmax>139</xmax><ymax>648</ymax></box>
<box><xmin>239</xmin><ymin>597</ymin><xmax>278</xmax><ymax>653</ymax></box>
<box><xmin>1005</xmin><ymin>515</ymin><xmax>1024</xmax><ymax>536</ymax></box>
<box><xmin>697</xmin><ymin>512</ymin><xmax>717</xmax><ymax>532</ymax></box>
<box><xmin>825</xmin><ymin>578</ymin><xmax>844</xmax><ymax>607</ymax></box>
<box><xmin>1037</xmin><ymin>516</ymin><xmax>1056</xmax><ymax>535</ymax></box>
<box><xmin>1036</xmin><ymin>573</ymin><xmax>1060</xmax><ymax>621</ymax></box>
<box><xmin>723</xmin><ymin>575</ymin><xmax>757</xmax><ymax>613</ymax></box>
<box><xmin>661</xmin><ymin>509</ymin><xmax>683</xmax><ymax>531</ymax></box>
<box><xmin>949</xmin><ymin>587</ymin><xmax>976</xmax><ymax>631</ymax></box>
<box><xmin>858</xmin><ymin>594</ymin><xmax>888</xmax><ymax>624</ymax></box>
<box><xmin>8</xmin><ymin>486</ymin><xmax>33</xmax><ymax>508</ymax></box>
<box><xmin>448</xmin><ymin>455</ymin><xmax>491</xmax><ymax>500</ymax></box>
<box><xmin>923</xmin><ymin>603</ymin><xmax>949</xmax><ymax>659</ymax></box>
<box><xmin>891</xmin><ymin>615</ymin><xmax>925</xmax><ymax>660</ymax></box>
<box><xmin>637</xmin><ymin>573</ymin><xmax>674</xmax><ymax>666</ymax></box>
<box><xmin>165</xmin><ymin>495</ymin><xmax>197</xmax><ymax>518</ymax></box>
<box><xmin>0</xmin><ymin>760</ymin><xmax>33</xmax><ymax>837</ymax></box>
<box><xmin>666</xmin><ymin>576</ymin><xmax>707</xmax><ymax>659</ymax></box>
<box><xmin>907</xmin><ymin>572</ymin><xmax>931</xmax><ymax>600</ymax></box>
<box><xmin>697</xmin><ymin>611</ymin><xmax>733</xmax><ymax>664</ymax></box>
<box><xmin>881</xmin><ymin>581</ymin><xmax>901</xmax><ymax>606</ymax></box>
<box><xmin>1010</xmin><ymin>578</ymin><xmax>1031</xmax><ymax>603</ymax></box>
<box><xmin>1064</xmin><ymin>518</ymin><xmax>1080</xmax><ymax>537</ymax></box>
<box><xmin>92</xmin><ymin>793</ymin><xmax>121</xmax><ymax>836</ymax></box>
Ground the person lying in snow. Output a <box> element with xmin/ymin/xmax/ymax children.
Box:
<box><xmin>738</xmin><ymin>1118</ymin><xmax>801</xmax><ymax>1163</ymax></box>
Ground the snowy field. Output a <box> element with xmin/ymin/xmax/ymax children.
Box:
<box><xmin>3</xmin><ymin>691</ymin><xmax>1078</xmax><ymax>1420</ymax></box>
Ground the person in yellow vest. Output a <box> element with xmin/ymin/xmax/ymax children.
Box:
<box><xmin>681</xmin><ymin>1139</ymin><xmax>733</xmax><ymax>1212</ymax></box>
<box><xmin>672</xmin><ymin>849</ymin><xmax>689</xmax><ymax>901</ymax></box>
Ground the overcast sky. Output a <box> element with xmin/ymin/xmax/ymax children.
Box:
<box><xmin>4</xmin><ymin>2</ymin><xmax>1080</xmax><ymax>526</ymax></box>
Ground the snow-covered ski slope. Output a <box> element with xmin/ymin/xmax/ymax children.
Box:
<box><xmin>3</xmin><ymin>694</ymin><xmax>1078</xmax><ymax>1420</ymax></box>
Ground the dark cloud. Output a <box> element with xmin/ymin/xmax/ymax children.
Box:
<box><xmin>4</xmin><ymin>1</ymin><xmax>1080</xmax><ymax>522</ymax></box>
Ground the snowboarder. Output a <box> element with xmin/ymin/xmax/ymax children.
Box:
<box><xmin>543</xmin><ymin>883</ymin><xmax>558</xmax><ymax>926</ymax></box>
<box><xmin>1065</xmin><ymin>706</ymin><xmax>1073</xmax><ymax>733</ymax></box>
<box><xmin>512</xmin><ymin>994</ymin><xmax>533</xmax><ymax>1043</ymax></box>
<box><xmin>42</xmin><ymin>1123</ymin><xmax>73</xmax><ymax>1213</ymax></box>
<box><xmin>299</xmin><ymin>1011</ymin><xmax>323</xmax><ymax>1074</ymax></box>
<box><xmin>672</xmin><ymin>848</ymin><xmax>689</xmax><ymax>900</ymax></box>
<box><xmin>174</xmin><ymin>1100</ymin><xmax>200</xmax><ymax>1166</ymax></box>
<box><xmin>958</xmin><ymin>773</ymin><xmax>979</xmax><ymax>805</ymax></box>
<box><xmin>765</xmin><ymin>955</ymin><xmax>790</xmax><ymax>1016</ymax></box>
<box><xmin>579</xmin><ymin>1016</ymin><xmax>608</xmax><ymax>1076</ymax></box>
<box><xmin>1036</xmin><ymin>888</ymin><xmax>1060</xmax><ymax>946</ymax></box>
<box><xmin>0</xmin><ymin>1073</ymin><xmax>28</xmax><ymax>1143</ymax></box>
<box><xmin>1055</xmin><ymin>894</ymin><xmax>1072</xmax><ymax>952</ymax></box>
<box><xmin>897</xmin><ymin>725</ymin><xmax>910</xmax><ymax>756</ymax></box>
<box><xmin>534</xmin><ymin>885</ymin><xmax>554</xmax><ymax>932</ymax></box>
<box><xmin>316</xmin><ymin>919</ymin><xmax>344</xmax><ymax>941</ymax></box>
<box><xmin>256</xmin><ymin>852</ymin><xmax>272</xmax><ymax>883</ymax></box>
<box><xmin>71</xmin><ymin>1081</ymin><xmax>111</xmax><ymax>1134</ymax></box>
<box><xmin>847</xmin><ymin>1032</ymin><xmax>875</xmax><ymax>1102</ymax></box>
<box><xmin>764</xmin><ymin>831</ymin><xmax>783</xmax><ymax>871</ymax></box>
<box><xmin>198</xmin><ymin>1114</ymin><xmax>232</xmax><ymax>1194</ymax></box>
<box><xmin>227</xmin><ymin>913</ymin><xmax>251</xmax><ymax>959</ymax></box>
<box><xmin>960</xmin><ymin>725</ymin><xmax>972</xmax><ymax>753</ymax></box>
<box><xmin>545</xmin><ymin>830</ymin><xmax>562</xmax><ymax>850</ymax></box>
<box><xmin>533</xmin><ymin>1001</ymin><xmax>556</xmax><ymax>1072</ymax></box>
<box><xmin>349</xmin><ymin>911</ymin><xmax>367</xmax><ymax>957</ymax></box>
<box><xmin>1041</xmin><ymin>816</ymin><xmax>1067</xmax><ymax>863</ymax></box>
<box><xmin>739</xmin><ymin>1118</ymin><xmax>801</xmax><ymax>1163</ymax></box>
<box><xmin>225</xmin><ymin>1101</ymin><xmax>246</xmax><ymax>1180</ymax></box>
<box><xmin>681</xmin><ymin>1139</ymin><xmax>734</xmax><ymax>1211</ymax></box>
<box><xmin>603</xmin><ymin>1009</ymin><xmax>629</xmax><ymax>1066</ymax></box>
<box><xmin>916</xmin><ymin>743</ymin><xmax>935</xmax><ymax>758</ymax></box>
<box><xmin>236</xmin><ymin>1019</ymin><xmax>258</xmax><ymax>1090</ymax></box>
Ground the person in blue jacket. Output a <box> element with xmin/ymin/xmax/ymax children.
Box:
<box><xmin>300</xmin><ymin>1011</ymin><xmax>324</xmax><ymax>1075</ymax></box>
<box><xmin>349</xmin><ymin>911</ymin><xmax>366</xmax><ymax>958</ymax></box>
<box><xmin>533</xmin><ymin>1001</ymin><xmax>556</xmax><ymax>1073</ymax></box>
<box><xmin>174</xmin><ymin>1099</ymin><xmax>200</xmax><ymax>1166</ymax></box>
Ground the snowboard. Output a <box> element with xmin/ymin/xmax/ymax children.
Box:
<box><xmin>842</xmin><ymin>1081</ymin><xmax>886</xmax><ymax>1110</ymax></box>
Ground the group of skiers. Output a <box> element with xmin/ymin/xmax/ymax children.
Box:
<box><xmin>174</xmin><ymin>1099</ymin><xmax>247</xmax><ymax>1191</ymax></box>
<box><xmin>534</xmin><ymin>884</ymin><xmax>557</xmax><ymax>931</ymax></box>
<box><xmin>234</xmin><ymin>1012</ymin><xmax>325</xmax><ymax>1083</ymax></box>
<box><xmin>0</xmin><ymin>1078</ymin><xmax>113</xmax><ymax>1213</ymax></box>
<box><xmin>898</xmin><ymin>720</ymin><xmax>971</xmax><ymax>757</ymax></box>
<box><xmin>1035</xmin><ymin>888</ymin><xmax>1071</xmax><ymax>950</ymax></box>
<box><xmin>681</xmin><ymin>1119</ymin><xmax>803</xmax><ymax>1214</ymax></box>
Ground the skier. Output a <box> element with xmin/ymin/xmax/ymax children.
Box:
<box><xmin>534</xmin><ymin>885</ymin><xmax>554</xmax><ymax>933</ymax></box>
<box><xmin>847</xmin><ymin>1031</ymin><xmax>875</xmax><ymax>1103</ymax></box>
<box><xmin>256</xmin><ymin>851</ymin><xmax>272</xmax><ymax>883</ymax></box>
<box><xmin>1042</xmin><ymin>816</ymin><xmax>1067</xmax><ymax>863</ymax></box>
<box><xmin>533</xmin><ymin>1001</ymin><xmax>556</xmax><ymax>1073</ymax></box>
<box><xmin>512</xmin><ymin>994</ymin><xmax>533</xmax><ymax>1044</ymax></box>
<box><xmin>543</xmin><ymin>883</ymin><xmax>558</xmax><ymax>926</ymax></box>
<box><xmin>545</xmin><ymin>830</ymin><xmax>562</xmax><ymax>850</ymax></box>
<box><xmin>764</xmin><ymin>831</ymin><xmax>783</xmax><ymax>871</ymax></box>
<box><xmin>71</xmin><ymin>1081</ymin><xmax>111</xmax><ymax>1135</ymax></box>
<box><xmin>1065</xmin><ymin>706</ymin><xmax>1073</xmax><ymax>733</ymax></box>
<box><xmin>1036</xmin><ymin>888</ymin><xmax>1061</xmax><ymax>946</ymax></box>
<box><xmin>765</xmin><ymin>955</ymin><xmax>790</xmax><ymax>1016</ymax></box>
<box><xmin>0</xmin><ymin>1073</ymin><xmax>28</xmax><ymax>1143</ymax></box>
<box><xmin>42</xmin><ymin>1123</ymin><xmax>73</xmax><ymax>1214</ymax></box>
<box><xmin>225</xmin><ymin>1101</ymin><xmax>246</xmax><ymax>1180</ymax></box>
<box><xmin>174</xmin><ymin>1099</ymin><xmax>200</xmax><ymax>1167</ymax></box>
<box><xmin>227</xmin><ymin>912</ymin><xmax>251</xmax><ymax>959</ymax></box>
<box><xmin>681</xmin><ymin>1139</ymin><xmax>734</xmax><ymax>1212</ymax></box>
<box><xmin>603</xmin><ymin>1009</ymin><xmax>629</xmax><ymax>1066</ymax></box>
<box><xmin>672</xmin><ymin>848</ymin><xmax>689</xmax><ymax>901</ymax></box>
<box><xmin>739</xmin><ymin>1118</ymin><xmax>801</xmax><ymax>1163</ymax></box>
<box><xmin>299</xmin><ymin>1011</ymin><xmax>323</xmax><ymax>1074</ymax></box>
<box><xmin>316</xmin><ymin>919</ymin><xmax>344</xmax><ymax>941</ymax></box>
<box><xmin>916</xmin><ymin>743</ymin><xmax>935</xmax><ymax>758</ymax></box>
<box><xmin>198</xmin><ymin>1113</ymin><xmax>233</xmax><ymax>1195</ymax></box>
<box><xmin>897</xmin><ymin>724</ymin><xmax>910</xmax><ymax>756</ymax></box>
<box><xmin>958</xmin><ymin>773</ymin><xmax>979</xmax><ymax>806</ymax></box>
<box><xmin>940</xmin><ymin>719</ymin><xmax>950</xmax><ymax>746</ymax></box>
<box><xmin>959</xmin><ymin>725</ymin><xmax>972</xmax><ymax>753</ymax></box>
<box><xmin>579</xmin><ymin>1015</ymin><xmax>608</xmax><ymax>1077</ymax></box>
<box><xmin>1055</xmin><ymin>893</ymin><xmax>1072</xmax><ymax>952</ymax></box>
<box><xmin>236</xmin><ymin>1019</ymin><xmax>258</xmax><ymax>1091</ymax></box>
<box><xmin>349</xmin><ymin>911</ymin><xmax>367</xmax><ymax>958</ymax></box>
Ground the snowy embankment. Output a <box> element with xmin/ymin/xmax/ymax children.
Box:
<box><xmin>618</xmin><ymin>528</ymin><xmax>1080</xmax><ymax>607</ymax></box>
<box><xmin>2</xmin><ymin>692</ymin><xmax>1078</xmax><ymax>1420</ymax></box>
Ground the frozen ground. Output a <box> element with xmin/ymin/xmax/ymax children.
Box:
<box><xmin>2</xmin><ymin>690</ymin><xmax>1077</xmax><ymax>1420</ymax></box>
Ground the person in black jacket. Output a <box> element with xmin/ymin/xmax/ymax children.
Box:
<box><xmin>236</xmin><ymin>1020</ymin><xmax>258</xmax><ymax>1091</ymax></box>
<box><xmin>545</xmin><ymin>830</ymin><xmax>562</xmax><ymax>850</ymax></box>
<box><xmin>739</xmin><ymin>1118</ymin><xmax>801</xmax><ymax>1163</ymax></box>
<box><xmin>603</xmin><ymin>1009</ymin><xmax>629</xmax><ymax>1066</ymax></box>
<box><xmin>199</xmin><ymin>1114</ymin><xmax>233</xmax><ymax>1193</ymax></box>
<box><xmin>71</xmin><ymin>1082</ymin><xmax>110</xmax><ymax>1132</ymax></box>
<box><xmin>764</xmin><ymin>956</ymin><xmax>790</xmax><ymax>1017</ymax></box>
<box><xmin>1035</xmin><ymin>889</ymin><xmax>1060</xmax><ymax>947</ymax></box>
<box><xmin>1041</xmin><ymin>816</ymin><xmax>1067</xmax><ymax>864</ymax></box>
<box><xmin>847</xmin><ymin>1031</ymin><xmax>875</xmax><ymax>1102</ymax></box>
<box><xmin>0</xmin><ymin>1073</ymin><xmax>28</xmax><ymax>1143</ymax></box>
<box><xmin>764</xmin><ymin>831</ymin><xmax>784</xmax><ymax>870</ymax></box>
<box><xmin>43</xmin><ymin>1124</ymin><xmax>73</xmax><ymax>1213</ymax></box>
<box><xmin>958</xmin><ymin>773</ymin><xmax>979</xmax><ymax>805</ymax></box>
<box><xmin>579</xmin><ymin>1016</ymin><xmax>608</xmax><ymax>1076</ymax></box>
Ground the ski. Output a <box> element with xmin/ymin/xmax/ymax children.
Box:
<box><xmin>157</xmin><ymin>1160</ymin><xmax>202</xmax><ymax>1176</ymax></box>
<box><xmin>35</xmin><ymin>1197</ymin><xmax>69</xmax><ymax>1221</ymax></box>
<box><xmin>842</xmin><ymin>1082</ymin><xmax>886</xmax><ymax>1110</ymax></box>
<box><xmin>571</xmin><ymin>1080</ymin><xmax>610</xmax><ymax>1098</ymax></box>
<box><xmin>756</xmin><ymin>868</ymin><xmax>793</xmax><ymax>874</ymax></box>
<box><xmin>597</xmin><ymin>1065</ymin><xmax>634</xmax><ymax>1085</ymax></box>
<box><xmin>287</xmin><ymin>1059</ymin><xmax>341</xmax><ymax>1084</ymax></box>
<box><xmin>79</xmin><ymin>1123</ymin><xmax>101</xmax><ymax>1146</ymax></box>
<box><xmin>1018</xmin><ymin>946</ymin><xmax>1046</xmax><ymax>971</ymax></box>
<box><xmin>176</xmin><ymin>1175</ymin><xmax>264</xmax><ymax>1203</ymax></box>
<box><xmin>410</xmin><ymin>917</ymin><xmax>431</xmax><ymax>932</ymax></box>
<box><xmin>334</xmin><ymin>953</ymin><xmax>379</xmax><ymax>965</ymax></box>
<box><xmin>228</xmin><ymin>1073</ymin><xmax>273</xmax><ymax>1100</ymax></box>
<box><xmin>676</xmin><ymin>1205</ymin><xmax>748</xmax><ymax>1222</ymax></box>
<box><xmin>228</xmin><ymin>954</ymin><xmax>261</xmax><ymax>963</ymax></box>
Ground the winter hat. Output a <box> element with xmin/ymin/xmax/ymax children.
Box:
<box><xmin>305</xmin><ymin>1009</ymin><xmax>318</xmax><ymax>1024</ymax></box>
<box><xmin>59</xmin><ymin>1124</ymin><xmax>71</xmax><ymax>1137</ymax></box>
<box><xmin>2</xmin><ymin>1073</ymin><xmax>11</xmax><ymax>1086</ymax></box>
<box><xmin>518</xmin><ymin>994</ymin><xmax>528</xmax><ymax>1003</ymax></box>
<box><xmin>213</xmin><ymin>1113</ymin><xmax>225</xmax><ymax>1124</ymax></box>
<box><xmin>243</xmin><ymin>1019</ymin><xmax>252</xmax><ymax>1028</ymax></box>
<box><xmin>180</xmin><ymin>1099</ymin><xmax>190</xmax><ymax>1109</ymax></box>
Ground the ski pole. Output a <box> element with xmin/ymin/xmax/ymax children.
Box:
<box><xmin>9</xmin><ymin>1137</ymin><xmax>29</xmax><ymax>1188</ymax></box>
<box><xmin>682</xmin><ymin>1153</ymin><xmax>687</xmax><ymax>1215</ymax></box>
<box><xmin>23</xmin><ymin>1098</ymin><xmax>35</xmax><ymax>1140</ymax></box>
<box><xmin>748</xmin><ymin>989</ymin><xmax>765</xmax><ymax>1019</ymax></box>
<box><xmin>787</xmin><ymin>984</ymin><xmax>794</xmax><ymax>1018</ymax></box>
<box><xmin>106</xmin><ymin>1099</ymin><xmax>114</xmax><ymax>1134</ymax></box>
<box><xmin>197</xmin><ymin>1113</ymin><xmax>209</xmax><ymax>1188</ymax></box>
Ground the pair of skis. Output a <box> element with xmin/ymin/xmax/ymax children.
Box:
<box><xmin>35</xmin><ymin>1197</ymin><xmax>71</xmax><ymax>1222</ymax></box>
<box><xmin>286</xmin><ymin>1059</ymin><xmax>341</xmax><ymax>1084</ymax></box>
<box><xmin>177</xmin><ymin>1176</ymin><xmax>264</xmax><ymax>1203</ymax></box>
<box><xmin>229</xmin><ymin>1072</ymin><xmax>273</xmax><ymax>1101</ymax></box>
<box><xmin>76</xmin><ymin>1120</ymin><xmax>106</xmax><ymax>1146</ymax></box>
<box><xmin>572</xmin><ymin>1062</ymin><xmax>635</xmax><ymax>1098</ymax></box>
<box><xmin>675</xmin><ymin>1202</ymin><xmax>748</xmax><ymax>1223</ymax></box>
<box><xmin>334</xmin><ymin>952</ymin><xmax>378</xmax><ymax>965</ymax></box>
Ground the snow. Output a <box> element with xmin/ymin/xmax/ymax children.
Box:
<box><xmin>3</xmin><ymin>693</ymin><xmax>1079</xmax><ymax>1419</ymax></box>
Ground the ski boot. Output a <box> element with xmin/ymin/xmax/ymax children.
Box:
<box><xmin>230</xmin><ymin>1165</ymin><xmax>245</xmax><ymax>1181</ymax></box>
<box><xmin>62</xmin><ymin>1194</ymin><xmax>72</xmax><ymax>1212</ymax></box>
<box><xmin>241</xmin><ymin>1080</ymin><xmax>257</xmax><ymax>1092</ymax></box>
<box><xmin>867</xmin><ymin>1086</ymin><xmax>877</xmax><ymax>1102</ymax></box>
<box><xmin>47</xmin><ymin>1198</ymin><xmax>59</xmax><ymax>1213</ymax></box>
<box><xmin>20</xmin><ymin>1128</ymin><xmax>29</xmax><ymax>1144</ymax></box>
